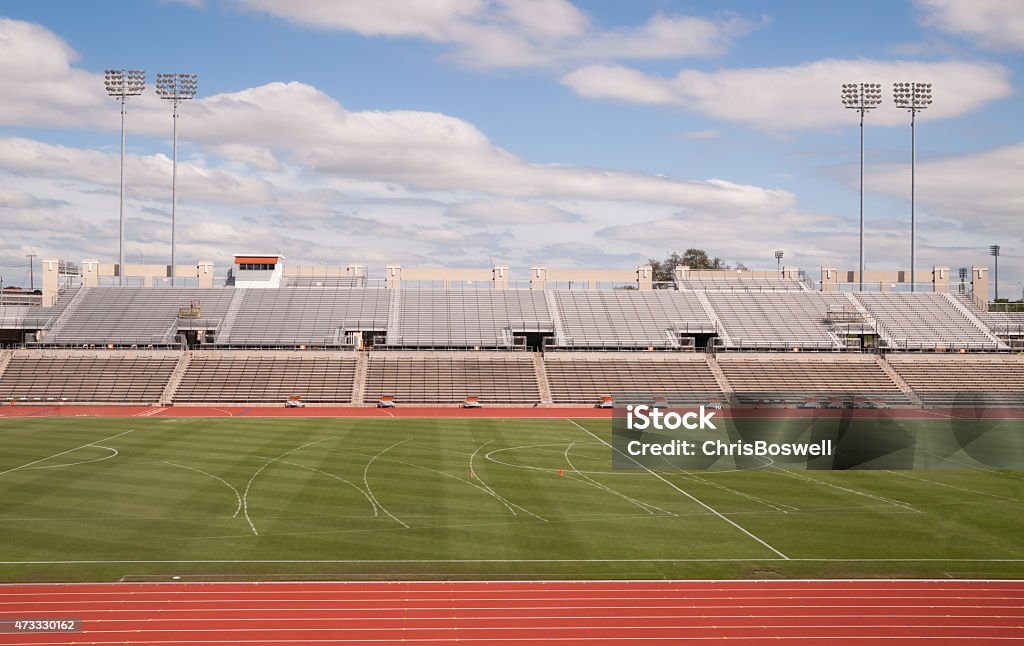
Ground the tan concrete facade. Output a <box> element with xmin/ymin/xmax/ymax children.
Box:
<box><xmin>531</xmin><ymin>266</ymin><xmax>653</xmax><ymax>290</ymax></box>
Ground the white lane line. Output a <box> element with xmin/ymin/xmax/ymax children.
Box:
<box><xmin>279</xmin><ymin>460</ymin><xmax>378</xmax><ymax>516</ymax></box>
<box><xmin>567</xmin><ymin>419</ymin><xmax>789</xmax><ymax>560</ymax></box>
<box><xmin>242</xmin><ymin>437</ymin><xmax>335</xmax><ymax>535</ymax></box>
<box><xmin>163</xmin><ymin>461</ymin><xmax>243</xmax><ymax>518</ymax></box>
<box><xmin>363</xmin><ymin>440</ymin><xmax>410</xmax><ymax>529</ymax></box>
<box><xmin>563</xmin><ymin>442</ymin><xmax>674</xmax><ymax>516</ymax></box>
<box><xmin>775</xmin><ymin>469</ymin><xmax>921</xmax><ymax>513</ymax></box>
<box><xmin>0</xmin><ymin>430</ymin><xmax>134</xmax><ymax>477</ymax></box>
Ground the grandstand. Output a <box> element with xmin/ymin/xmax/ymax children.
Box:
<box><xmin>853</xmin><ymin>292</ymin><xmax>1004</xmax><ymax>350</ymax></box>
<box><xmin>552</xmin><ymin>290</ymin><xmax>713</xmax><ymax>348</ymax></box>
<box><xmin>715</xmin><ymin>353</ymin><xmax>911</xmax><ymax>405</ymax></box>
<box><xmin>886</xmin><ymin>354</ymin><xmax>1024</xmax><ymax>406</ymax></box>
<box><xmin>544</xmin><ymin>353</ymin><xmax>722</xmax><ymax>404</ymax></box>
<box><xmin>0</xmin><ymin>258</ymin><xmax>1020</xmax><ymax>409</ymax></box>
<box><xmin>173</xmin><ymin>351</ymin><xmax>357</xmax><ymax>403</ymax></box>
<box><xmin>220</xmin><ymin>288</ymin><xmax>389</xmax><ymax>346</ymax></box>
<box><xmin>0</xmin><ymin>349</ymin><xmax>179</xmax><ymax>403</ymax></box>
<box><xmin>364</xmin><ymin>351</ymin><xmax>539</xmax><ymax>404</ymax></box>
<box><xmin>388</xmin><ymin>290</ymin><xmax>550</xmax><ymax>348</ymax></box>
<box><xmin>706</xmin><ymin>292</ymin><xmax>853</xmax><ymax>350</ymax></box>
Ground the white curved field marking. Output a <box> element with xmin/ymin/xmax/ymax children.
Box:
<box><xmin>279</xmin><ymin>459</ymin><xmax>378</xmax><ymax>516</ymax></box>
<box><xmin>568</xmin><ymin>419</ymin><xmax>790</xmax><ymax>560</ymax></box>
<box><xmin>243</xmin><ymin>437</ymin><xmax>336</xmax><ymax>536</ymax></box>
<box><xmin>20</xmin><ymin>445</ymin><xmax>119</xmax><ymax>471</ymax></box>
<box><xmin>362</xmin><ymin>439</ymin><xmax>411</xmax><ymax>529</ymax></box>
<box><xmin>0</xmin><ymin>429</ymin><xmax>134</xmax><ymax>477</ymax></box>
<box><xmin>563</xmin><ymin>442</ymin><xmax>675</xmax><ymax>517</ymax></box>
<box><xmin>163</xmin><ymin>461</ymin><xmax>243</xmax><ymax>518</ymax></box>
<box><xmin>775</xmin><ymin>468</ymin><xmax>921</xmax><ymax>513</ymax></box>
<box><xmin>353</xmin><ymin>447</ymin><xmax>544</xmax><ymax>522</ymax></box>
<box><xmin>469</xmin><ymin>441</ymin><xmax>547</xmax><ymax>522</ymax></box>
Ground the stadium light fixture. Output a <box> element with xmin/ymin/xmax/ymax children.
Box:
<box><xmin>104</xmin><ymin>69</ymin><xmax>146</xmax><ymax>286</ymax></box>
<box><xmin>155</xmin><ymin>72</ymin><xmax>198</xmax><ymax>286</ymax></box>
<box><xmin>774</xmin><ymin>250</ymin><xmax>784</xmax><ymax>276</ymax></box>
<box><xmin>893</xmin><ymin>82</ymin><xmax>933</xmax><ymax>292</ymax></box>
<box><xmin>841</xmin><ymin>83</ymin><xmax>882</xmax><ymax>291</ymax></box>
<box><xmin>989</xmin><ymin>244</ymin><xmax>1000</xmax><ymax>301</ymax></box>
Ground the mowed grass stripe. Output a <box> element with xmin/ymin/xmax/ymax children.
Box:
<box><xmin>0</xmin><ymin>417</ymin><xmax>1020</xmax><ymax>581</ymax></box>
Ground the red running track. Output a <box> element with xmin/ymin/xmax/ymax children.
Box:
<box><xmin>0</xmin><ymin>580</ymin><xmax>1022</xmax><ymax>645</ymax></box>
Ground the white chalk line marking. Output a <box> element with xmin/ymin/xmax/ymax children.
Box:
<box><xmin>362</xmin><ymin>439</ymin><xmax>411</xmax><ymax>529</ymax></box>
<box><xmin>567</xmin><ymin>419</ymin><xmax>789</xmax><ymax>560</ymax></box>
<box><xmin>163</xmin><ymin>461</ymin><xmax>243</xmax><ymax>518</ymax></box>
<box><xmin>775</xmin><ymin>469</ymin><xmax>921</xmax><ymax>513</ymax></box>
<box><xmin>279</xmin><ymin>460</ymin><xmax>378</xmax><ymax>516</ymax></box>
<box><xmin>242</xmin><ymin>437</ymin><xmax>336</xmax><ymax>535</ymax></box>
<box><xmin>19</xmin><ymin>445</ymin><xmax>118</xmax><ymax>471</ymax></box>
<box><xmin>564</xmin><ymin>442</ymin><xmax>674</xmax><ymax>517</ymax></box>
<box><xmin>0</xmin><ymin>429</ymin><xmax>134</xmax><ymax>477</ymax></box>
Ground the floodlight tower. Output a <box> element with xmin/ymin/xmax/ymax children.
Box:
<box><xmin>841</xmin><ymin>83</ymin><xmax>882</xmax><ymax>291</ymax></box>
<box><xmin>774</xmin><ymin>250</ymin><xmax>784</xmax><ymax>276</ymax></box>
<box><xmin>155</xmin><ymin>73</ymin><xmax>198</xmax><ymax>286</ymax></box>
<box><xmin>990</xmin><ymin>244</ymin><xmax>1000</xmax><ymax>301</ymax></box>
<box><xmin>893</xmin><ymin>82</ymin><xmax>932</xmax><ymax>292</ymax></box>
<box><xmin>104</xmin><ymin>69</ymin><xmax>146</xmax><ymax>286</ymax></box>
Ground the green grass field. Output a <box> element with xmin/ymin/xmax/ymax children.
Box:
<box><xmin>0</xmin><ymin>415</ymin><xmax>1022</xmax><ymax>582</ymax></box>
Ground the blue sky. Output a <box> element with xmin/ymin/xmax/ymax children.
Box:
<box><xmin>0</xmin><ymin>0</ymin><xmax>1021</xmax><ymax>293</ymax></box>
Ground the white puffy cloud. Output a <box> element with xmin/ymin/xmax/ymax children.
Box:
<box><xmin>562</xmin><ymin>59</ymin><xmax>1012</xmax><ymax>129</ymax></box>
<box><xmin>235</xmin><ymin>0</ymin><xmax>758</xmax><ymax>68</ymax></box>
<box><xmin>0</xmin><ymin>18</ymin><xmax>792</xmax><ymax>214</ymax></box>
<box><xmin>914</xmin><ymin>0</ymin><xmax>1024</xmax><ymax>51</ymax></box>
<box><xmin>446</xmin><ymin>199</ymin><xmax>582</xmax><ymax>225</ymax></box>
<box><xmin>866</xmin><ymin>142</ymin><xmax>1024</xmax><ymax>222</ymax></box>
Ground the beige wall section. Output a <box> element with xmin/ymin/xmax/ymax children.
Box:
<box><xmin>931</xmin><ymin>266</ymin><xmax>950</xmax><ymax>293</ymax></box>
<box><xmin>284</xmin><ymin>264</ymin><xmax>366</xmax><ymax>277</ymax></box>
<box><xmin>41</xmin><ymin>258</ymin><xmax>60</xmax><ymax>307</ymax></box>
<box><xmin>385</xmin><ymin>265</ymin><xmax>506</xmax><ymax>289</ymax></box>
<box><xmin>972</xmin><ymin>266</ymin><xmax>989</xmax><ymax>302</ymax></box>
<box><xmin>79</xmin><ymin>260</ymin><xmax>215</xmax><ymax>288</ymax></box>
<box><xmin>531</xmin><ymin>266</ymin><xmax>653</xmax><ymax>290</ymax></box>
<box><xmin>820</xmin><ymin>267</ymin><xmax>839</xmax><ymax>292</ymax></box>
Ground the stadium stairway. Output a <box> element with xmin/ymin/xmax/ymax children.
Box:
<box><xmin>214</xmin><ymin>289</ymin><xmax>247</xmax><ymax>344</ymax></box>
<box><xmin>694</xmin><ymin>290</ymin><xmax>732</xmax><ymax>345</ymax></box>
<box><xmin>875</xmin><ymin>355</ymin><xmax>923</xmax><ymax>407</ymax></box>
<box><xmin>533</xmin><ymin>353</ymin><xmax>553</xmax><ymax>404</ymax></box>
<box><xmin>544</xmin><ymin>291</ymin><xmax>569</xmax><ymax>343</ymax></box>
<box><xmin>40</xmin><ymin>286</ymin><xmax>89</xmax><ymax>341</ymax></box>
<box><xmin>0</xmin><ymin>349</ymin><xmax>12</xmax><ymax>384</ymax></box>
<box><xmin>704</xmin><ymin>354</ymin><xmax>736</xmax><ymax>403</ymax></box>
<box><xmin>160</xmin><ymin>352</ymin><xmax>193</xmax><ymax>405</ymax></box>
<box><xmin>942</xmin><ymin>292</ymin><xmax>1007</xmax><ymax>348</ymax></box>
<box><xmin>352</xmin><ymin>351</ymin><xmax>369</xmax><ymax>403</ymax></box>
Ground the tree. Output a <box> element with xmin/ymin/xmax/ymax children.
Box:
<box><xmin>648</xmin><ymin>248</ymin><xmax>741</xmax><ymax>286</ymax></box>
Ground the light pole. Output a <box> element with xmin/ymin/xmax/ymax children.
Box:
<box><xmin>989</xmin><ymin>244</ymin><xmax>1000</xmax><ymax>301</ymax></box>
<box><xmin>774</xmin><ymin>250</ymin><xmax>784</xmax><ymax>277</ymax></box>
<box><xmin>841</xmin><ymin>83</ymin><xmax>882</xmax><ymax>291</ymax></box>
<box><xmin>155</xmin><ymin>72</ymin><xmax>198</xmax><ymax>287</ymax></box>
<box><xmin>104</xmin><ymin>69</ymin><xmax>145</xmax><ymax>286</ymax></box>
<box><xmin>893</xmin><ymin>82</ymin><xmax>932</xmax><ymax>292</ymax></box>
<box><xmin>958</xmin><ymin>266</ymin><xmax>968</xmax><ymax>294</ymax></box>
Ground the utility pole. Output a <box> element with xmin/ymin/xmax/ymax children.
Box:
<box><xmin>26</xmin><ymin>253</ymin><xmax>36</xmax><ymax>291</ymax></box>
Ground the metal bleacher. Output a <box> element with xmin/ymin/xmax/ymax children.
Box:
<box><xmin>544</xmin><ymin>352</ymin><xmax>722</xmax><ymax>403</ymax></box>
<box><xmin>885</xmin><ymin>354</ymin><xmax>1024</xmax><ymax>406</ymax></box>
<box><xmin>173</xmin><ymin>351</ymin><xmax>357</xmax><ymax>403</ymax></box>
<box><xmin>552</xmin><ymin>290</ymin><xmax>713</xmax><ymax>348</ymax></box>
<box><xmin>365</xmin><ymin>351</ymin><xmax>540</xmax><ymax>404</ymax></box>
<box><xmin>705</xmin><ymin>292</ymin><xmax>851</xmax><ymax>350</ymax></box>
<box><xmin>221</xmin><ymin>288</ymin><xmax>389</xmax><ymax>347</ymax></box>
<box><xmin>46</xmin><ymin>288</ymin><xmax>234</xmax><ymax>346</ymax></box>
<box><xmin>0</xmin><ymin>349</ymin><xmax>180</xmax><ymax>403</ymax></box>
<box><xmin>853</xmin><ymin>293</ymin><xmax>1004</xmax><ymax>350</ymax></box>
<box><xmin>387</xmin><ymin>290</ymin><xmax>551</xmax><ymax>348</ymax></box>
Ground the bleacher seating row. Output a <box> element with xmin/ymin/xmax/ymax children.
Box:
<box><xmin>12</xmin><ymin>286</ymin><xmax>1009</xmax><ymax>350</ymax></box>
<box><xmin>0</xmin><ymin>350</ymin><xmax>1019</xmax><ymax>406</ymax></box>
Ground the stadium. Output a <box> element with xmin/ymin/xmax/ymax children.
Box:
<box><xmin>2</xmin><ymin>1</ymin><xmax>1024</xmax><ymax>643</ymax></box>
